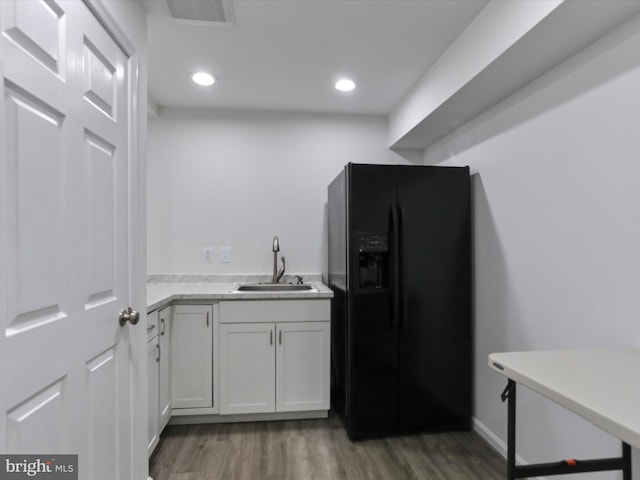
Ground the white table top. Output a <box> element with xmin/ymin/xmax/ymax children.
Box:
<box><xmin>489</xmin><ymin>349</ymin><xmax>640</xmax><ymax>449</ymax></box>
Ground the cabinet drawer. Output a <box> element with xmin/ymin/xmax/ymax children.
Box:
<box><xmin>220</xmin><ymin>299</ymin><xmax>330</xmax><ymax>323</ymax></box>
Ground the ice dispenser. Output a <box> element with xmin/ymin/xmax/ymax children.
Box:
<box><xmin>356</xmin><ymin>233</ymin><xmax>388</xmax><ymax>289</ymax></box>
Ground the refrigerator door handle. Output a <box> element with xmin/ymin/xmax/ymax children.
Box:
<box><xmin>398</xmin><ymin>205</ymin><xmax>407</xmax><ymax>330</ymax></box>
<box><xmin>391</xmin><ymin>204</ymin><xmax>401</xmax><ymax>329</ymax></box>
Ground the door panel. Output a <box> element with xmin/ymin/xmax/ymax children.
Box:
<box><xmin>3</xmin><ymin>0</ymin><xmax>64</xmax><ymax>74</ymax></box>
<box><xmin>5</xmin><ymin>83</ymin><xmax>65</xmax><ymax>335</ymax></box>
<box><xmin>83</xmin><ymin>36</ymin><xmax>117</xmax><ymax>118</ymax></box>
<box><xmin>86</xmin><ymin>348</ymin><xmax>118</xmax><ymax>480</ymax></box>
<box><xmin>0</xmin><ymin>2</ymin><xmax>135</xmax><ymax>477</ymax></box>
<box><xmin>6</xmin><ymin>379</ymin><xmax>65</xmax><ymax>452</ymax></box>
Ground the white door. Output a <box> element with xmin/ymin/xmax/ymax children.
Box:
<box><xmin>0</xmin><ymin>1</ymin><xmax>139</xmax><ymax>478</ymax></box>
<box><xmin>276</xmin><ymin>322</ymin><xmax>330</xmax><ymax>412</ymax></box>
<box><xmin>219</xmin><ymin>322</ymin><xmax>275</xmax><ymax>415</ymax></box>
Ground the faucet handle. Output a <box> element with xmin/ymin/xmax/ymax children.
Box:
<box><xmin>294</xmin><ymin>275</ymin><xmax>303</xmax><ymax>285</ymax></box>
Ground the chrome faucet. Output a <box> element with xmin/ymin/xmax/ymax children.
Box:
<box><xmin>272</xmin><ymin>236</ymin><xmax>285</xmax><ymax>283</ymax></box>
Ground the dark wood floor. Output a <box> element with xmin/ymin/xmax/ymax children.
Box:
<box><xmin>149</xmin><ymin>414</ymin><xmax>507</xmax><ymax>480</ymax></box>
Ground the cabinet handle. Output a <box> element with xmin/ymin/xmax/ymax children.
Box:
<box><xmin>156</xmin><ymin>344</ymin><xmax>160</xmax><ymax>363</ymax></box>
<box><xmin>160</xmin><ymin>318</ymin><xmax>165</xmax><ymax>335</ymax></box>
<box><xmin>147</xmin><ymin>324</ymin><xmax>156</xmax><ymax>333</ymax></box>
<box><xmin>206</xmin><ymin>311</ymin><xmax>210</xmax><ymax>327</ymax></box>
<box><xmin>279</xmin><ymin>330</ymin><xmax>282</xmax><ymax>345</ymax></box>
<box><xmin>270</xmin><ymin>330</ymin><xmax>273</xmax><ymax>345</ymax></box>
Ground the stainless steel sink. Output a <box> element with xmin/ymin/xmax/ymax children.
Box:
<box><xmin>234</xmin><ymin>283</ymin><xmax>315</xmax><ymax>292</ymax></box>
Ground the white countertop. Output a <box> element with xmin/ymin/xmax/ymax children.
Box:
<box><xmin>489</xmin><ymin>349</ymin><xmax>640</xmax><ymax>449</ymax></box>
<box><xmin>147</xmin><ymin>278</ymin><xmax>333</xmax><ymax>312</ymax></box>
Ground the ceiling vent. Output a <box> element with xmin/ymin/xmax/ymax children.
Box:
<box><xmin>163</xmin><ymin>0</ymin><xmax>235</xmax><ymax>25</ymax></box>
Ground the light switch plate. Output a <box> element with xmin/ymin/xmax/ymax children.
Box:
<box><xmin>220</xmin><ymin>246</ymin><xmax>232</xmax><ymax>263</ymax></box>
<box><xmin>202</xmin><ymin>246</ymin><xmax>214</xmax><ymax>263</ymax></box>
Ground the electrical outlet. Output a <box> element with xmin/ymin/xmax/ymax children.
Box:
<box><xmin>220</xmin><ymin>247</ymin><xmax>232</xmax><ymax>263</ymax></box>
<box><xmin>202</xmin><ymin>246</ymin><xmax>214</xmax><ymax>263</ymax></box>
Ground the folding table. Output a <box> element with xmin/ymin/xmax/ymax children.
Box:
<box><xmin>489</xmin><ymin>349</ymin><xmax>640</xmax><ymax>479</ymax></box>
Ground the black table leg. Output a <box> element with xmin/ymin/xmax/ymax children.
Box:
<box><xmin>503</xmin><ymin>379</ymin><xmax>516</xmax><ymax>480</ymax></box>
<box><xmin>623</xmin><ymin>442</ymin><xmax>631</xmax><ymax>480</ymax></box>
<box><xmin>500</xmin><ymin>379</ymin><xmax>632</xmax><ymax>479</ymax></box>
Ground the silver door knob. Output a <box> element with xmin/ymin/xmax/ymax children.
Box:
<box><xmin>119</xmin><ymin>307</ymin><xmax>140</xmax><ymax>326</ymax></box>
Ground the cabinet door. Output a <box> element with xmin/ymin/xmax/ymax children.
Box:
<box><xmin>276</xmin><ymin>322</ymin><xmax>330</xmax><ymax>412</ymax></box>
<box><xmin>147</xmin><ymin>336</ymin><xmax>159</xmax><ymax>456</ymax></box>
<box><xmin>219</xmin><ymin>323</ymin><xmax>275</xmax><ymax>414</ymax></box>
<box><xmin>158</xmin><ymin>306</ymin><xmax>172</xmax><ymax>430</ymax></box>
<box><xmin>171</xmin><ymin>305</ymin><xmax>213</xmax><ymax>409</ymax></box>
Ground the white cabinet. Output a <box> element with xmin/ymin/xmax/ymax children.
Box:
<box><xmin>147</xmin><ymin>296</ymin><xmax>330</xmax><ymax>428</ymax></box>
<box><xmin>276</xmin><ymin>321</ymin><xmax>330</xmax><ymax>412</ymax></box>
<box><xmin>158</xmin><ymin>306</ymin><xmax>172</xmax><ymax>430</ymax></box>
<box><xmin>148</xmin><ymin>306</ymin><xmax>172</xmax><ymax>457</ymax></box>
<box><xmin>219</xmin><ymin>300</ymin><xmax>330</xmax><ymax>416</ymax></box>
<box><xmin>171</xmin><ymin>305</ymin><xmax>214</xmax><ymax>409</ymax></box>
<box><xmin>147</xmin><ymin>310</ymin><xmax>160</xmax><ymax>456</ymax></box>
<box><xmin>219</xmin><ymin>323</ymin><xmax>275</xmax><ymax>415</ymax></box>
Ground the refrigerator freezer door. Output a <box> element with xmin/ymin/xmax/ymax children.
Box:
<box><xmin>346</xmin><ymin>164</ymin><xmax>398</xmax><ymax>439</ymax></box>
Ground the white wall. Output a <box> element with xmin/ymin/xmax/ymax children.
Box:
<box><xmin>425</xmin><ymin>13</ymin><xmax>640</xmax><ymax>479</ymax></box>
<box><xmin>147</xmin><ymin>110</ymin><xmax>408</xmax><ymax>275</ymax></box>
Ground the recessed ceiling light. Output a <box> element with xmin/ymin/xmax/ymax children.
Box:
<box><xmin>335</xmin><ymin>78</ymin><xmax>356</xmax><ymax>92</ymax></box>
<box><xmin>192</xmin><ymin>72</ymin><xmax>216</xmax><ymax>86</ymax></box>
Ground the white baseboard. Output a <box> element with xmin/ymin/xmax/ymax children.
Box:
<box><xmin>168</xmin><ymin>410</ymin><xmax>328</xmax><ymax>425</ymax></box>
<box><xmin>472</xmin><ymin>416</ymin><xmax>546</xmax><ymax>480</ymax></box>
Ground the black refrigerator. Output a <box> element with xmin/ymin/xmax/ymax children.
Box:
<box><xmin>327</xmin><ymin>163</ymin><xmax>471</xmax><ymax>440</ymax></box>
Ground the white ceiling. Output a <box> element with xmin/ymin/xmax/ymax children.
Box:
<box><xmin>144</xmin><ymin>0</ymin><xmax>488</xmax><ymax>115</ymax></box>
